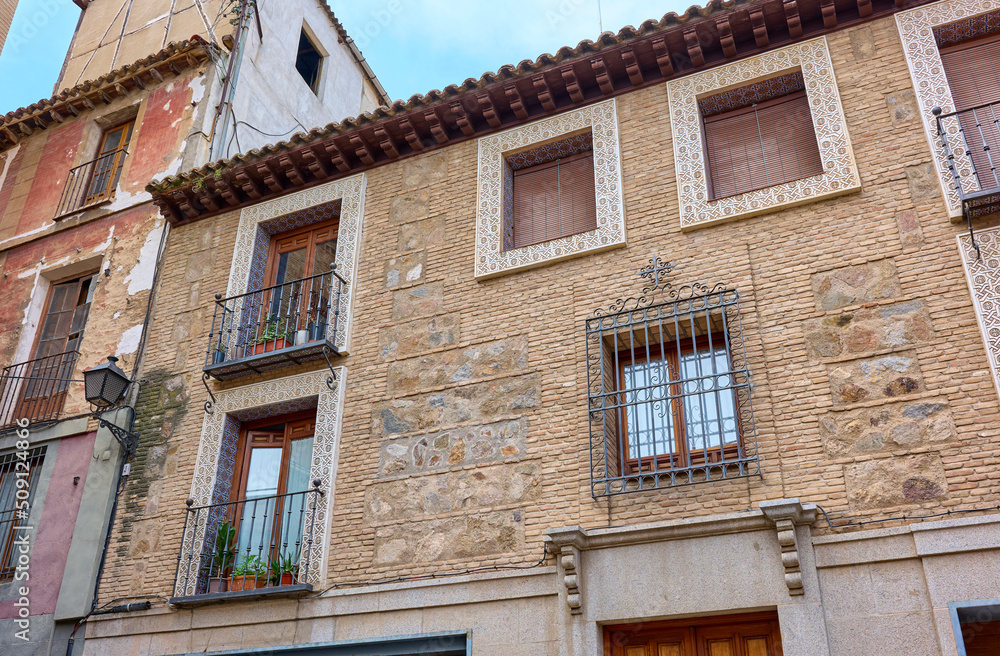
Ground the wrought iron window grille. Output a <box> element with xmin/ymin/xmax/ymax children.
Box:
<box><xmin>0</xmin><ymin>351</ymin><xmax>81</xmax><ymax>431</ymax></box>
<box><xmin>0</xmin><ymin>446</ymin><xmax>46</xmax><ymax>582</ymax></box>
<box><xmin>585</xmin><ymin>258</ymin><xmax>760</xmax><ymax>497</ymax></box>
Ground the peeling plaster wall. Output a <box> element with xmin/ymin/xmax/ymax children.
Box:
<box><xmin>223</xmin><ymin>0</ymin><xmax>380</xmax><ymax>157</ymax></box>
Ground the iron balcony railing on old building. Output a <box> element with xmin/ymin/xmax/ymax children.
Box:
<box><xmin>55</xmin><ymin>148</ymin><xmax>128</xmax><ymax>217</ymax></box>
<box><xmin>204</xmin><ymin>266</ymin><xmax>346</xmax><ymax>380</ymax></box>
<box><xmin>0</xmin><ymin>351</ymin><xmax>80</xmax><ymax>430</ymax></box>
<box><xmin>934</xmin><ymin>103</ymin><xmax>1000</xmax><ymax>227</ymax></box>
<box><xmin>170</xmin><ymin>484</ymin><xmax>322</xmax><ymax>605</ymax></box>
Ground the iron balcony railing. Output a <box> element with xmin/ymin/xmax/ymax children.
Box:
<box><xmin>172</xmin><ymin>484</ymin><xmax>322</xmax><ymax>600</ymax></box>
<box><xmin>55</xmin><ymin>148</ymin><xmax>128</xmax><ymax>217</ymax></box>
<box><xmin>934</xmin><ymin>103</ymin><xmax>1000</xmax><ymax>223</ymax></box>
<box><xmin>204</xmin><ymin>266</ymin><xmax>346</xmax><ymax>378</ymax></box>
<box><xmin>0</xmin><ymin>351</ymin><xmax>80</xmax><ymax>430</ymax></box>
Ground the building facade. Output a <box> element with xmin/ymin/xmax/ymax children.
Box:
<box><xmin>0</xmin><ymin>1</ymin><xmax>385</xmax><ymax>654</ymax></box>
<box><xmin>0</xmin><ymin>0</ymin><xmax>15</xmax><ymax>56</ymax></box>
<box><xmin>65</xmin><ymin>0</ymin><xmax>1000</xmax><ymax>654</ymax></box>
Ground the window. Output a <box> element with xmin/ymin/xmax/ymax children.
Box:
<box><xmin>0</xmin><ymin>446</ymin><xmax>45</xmax><ymax>583</ymax></box>
<box><xmin>295</xmin><ymin>29</ymin><xmax>323</xmax><ymax>94</ymax></box>
<box><xmin>585</xmin><ymin>263</ymin><xmax>758</xmax><ymax>496</ymax></box>
<box><xmin>230</xmin><ymin>413</ymin><xmax>315</xmax><ymax>567</ymax></box>
<box><xmin>86</xmin><ymin>120</ymin><xmax>134</xmax><ymax>205</ymax></box>
<box><xmin>605</xmin><ymin>612</ymin><xmax>783</xmax><ymax>656</ymax></box>
<box><xmin>474</xmin><ymin>99</ymin><xmax>625</xmax><ymax>278</ymax></box>
<box><xmin>233</xmin><ymin>218</ymin><xmax>338</xmax><ymax>358</ymax></box>
<box><xmin>504</xmin><ymin>131</ymin><xmax>597</xmax><ymax>250</ymax></box>
<box><xmin>1</xmin><ymin>273</ymin><xmax>96</xmax><ymax>426</ymax></box>
<box><xmin>701</xmin><ymin>73</ymin><xmax>824</xmax><ymax>200</ymax></box>
<box><xmin>667</xmin><ymin>37</ymin><xmax>860</xmax><ymax>230</ymax></box>
<box><xmin>950</xmin><ymin>601</ymin><xmax>1000</xmax><ymax>656</ymax></box>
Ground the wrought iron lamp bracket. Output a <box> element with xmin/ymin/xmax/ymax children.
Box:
<box><xmin>95</xmin><ymin>416</ymin><xmax>139</xmax><ymax>460</ymax></box>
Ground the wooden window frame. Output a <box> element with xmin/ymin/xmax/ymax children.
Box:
<box><xmin>261</xmin><ymin>217</ymin><xmax>340</xmax><ymax>291</ymax></box>
<box><xmin>615</xmin><ymin>333</ymin><xmax>743</xmax><ymax>475</ymax></box>
<box><xmin>229</xmin><ymin>410</ymin><xmax>317</xmax><ymax>563</ymax></box>
<box><xmin>604</xmin><ymin>611</ymin><xmax>783</xmax><ymax>656</ymax></box>
<box><xmin>85</xmin><ymin>119</ymin><xmax>135</xmax><ymax>206</ymax></box>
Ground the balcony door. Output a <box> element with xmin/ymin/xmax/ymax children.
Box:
<box><xmin>86</xmin><ymin>120</ymin><xmax>134</xmax><ymax>205</ymax></box>
<box><xmin>231</xmin><ymin>413</ymin><xmax>315</xmax><ymax>568</ymax></box>
<box><xmin>249</xmin><ymin>220</ymin><xmax>338</xmax><ymax>351</ymax></box>
<box><xmin>13</xmin><ymin>273</ymin><xmax>97</xmax><ymax>422</ymax></box>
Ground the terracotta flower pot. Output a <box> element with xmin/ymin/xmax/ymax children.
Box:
<box><xmin>228</xmin><ymin>575</ymin><xmax>264</xmax><ymax>591</ymax></box>
<box><xmin>252</xmin><ymin>337</ymin><xmax>290</xmax><ymax>355</ymax></box>
<box><xmin>278</xmin><ymin>572</ymin><xmax>294</xmax><ymax>586</ymax></box>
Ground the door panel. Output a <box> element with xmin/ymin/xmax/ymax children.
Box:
<box><xmin>705</xmin><ymin>639</ymin><xmax>735</xmax><ymax>656</ymax></box>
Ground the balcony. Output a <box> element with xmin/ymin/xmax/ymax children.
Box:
<box><xmin>0</xmin><ymin>351</ymin><xmax>80</xmax><ymax>430</ymax></box>
<box><xmin>170</xmin><ymin>486</ymin><xmax>322</xmax><ymax>606</ymax></box>
<box><xmin>934</xmin><ymin>103</ymin><xmax>1000</xmax><ymax>224</ymax></box>
<box><xmin>55</xmin><ymin>148</ymin><xmax>128</xmax><ymax>217</ymax></box>
<box><xmin>204</xmin><ymin>268</ymin><xmax>346</xmax><ymax>380</ymax></box>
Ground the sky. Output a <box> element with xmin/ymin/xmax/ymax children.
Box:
<box><xmin>0</xmin><ymin>0</ymin><xmax>692</xmax><ymax>114</ymax></box>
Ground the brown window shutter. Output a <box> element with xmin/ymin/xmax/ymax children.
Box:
<box><xmin>940</xmin><ymin>34</ymin><xmax>1000</xmax><ymax>190</ymax></box>
<box><xmin>704</xmin><ymin>91</ymin><xmax>824</xmax><ymax>200</ymax></box>
<box><xmin>511</xmin><ymin>151</ymin><xmax>597</xmax><ymax>249</ymax></box>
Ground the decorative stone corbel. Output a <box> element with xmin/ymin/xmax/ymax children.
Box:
<box><xmin>546</xmin><ymin>528</ymin><xmax>587</xmax><ymax>615</ymax></box>
<box><xmin>760</xmin><ymin>498</ymin><xmax>818</xmax><ymax>597</ymax></box>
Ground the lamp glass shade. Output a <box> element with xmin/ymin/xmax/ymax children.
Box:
<box><xmin>84</xmin><ymin>356</ymin><xmax>130</xmax><ymax>408</ymax></box>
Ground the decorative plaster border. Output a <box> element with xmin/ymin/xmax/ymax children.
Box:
<box><xmin>667</xmin><ymin>37</ymin><xmax>861</xmax><ymax>230</ymax></box>
<box><xmin>474</xmin><ymin>99</ymin><xmax>626</xmax><ymax>279</ymax></box>
<box><xmin>176</xmin><ymin>369</ymin><xmax>346</xmax><ymax>596</ymax></box>
<box><xmin>958</xmin><ymin>226</ymin><xmax>1000</xmax><ymax>403</ymax></box>
<box><xmin>228</xmin><ymin>174</ymin><xmax>367</xmax><ymax>352</ymax></box>
<box><xmin>896</xmin><ymin>0</ymin><xmax>1000</xmax><ymax>220</ymax></box>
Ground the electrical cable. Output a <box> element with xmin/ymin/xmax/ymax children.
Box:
<box><xmin>814</xmin><ymin>503</ymin><xmax>1000</xmax><ymax>529</ymax></box>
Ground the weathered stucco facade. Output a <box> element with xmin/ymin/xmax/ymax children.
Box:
<box><xmin>0</xmin><ymin>0</ymin><xmax>15</xmax><ymax>56</ymax></box>
<box><xmin>0</xmin><ymin>1</ymin><xmax>385</xmax><ymax>654</ymax></box>
<box><xmin>80</xmin><ymin>0</ymin><xmax>1000</xmax><ymax>654</ymax></box>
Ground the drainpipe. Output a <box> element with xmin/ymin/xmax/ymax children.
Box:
<box><xmin>343</xmin><ymin>36</ymin><xmax>390</xmax><ymax>107</ymax></box>
<box><xmin>210</xmin><ymin>0</ymin><xmax>252</xmax><ymax>160</ymax></box>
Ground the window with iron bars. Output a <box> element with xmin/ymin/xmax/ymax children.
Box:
<box><xmin>0</xmin><ymin>446</ymin><xmax>45</xmax><ymax>582</ymax></box>
<box><xmin>585</xmin><ymin>259</ymin><xmax>759</xmax><ymax>496</ymax></box>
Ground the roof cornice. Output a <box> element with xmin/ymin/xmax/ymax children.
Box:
<box><xmin>0</xmin><ymin>38</ymin><xmax>216</xmax><ymax>151</ymax></box>
<box><xmin>150</xmin><ymin>0</ymin><xmax>935</xmax><ymax>226</ymax></box>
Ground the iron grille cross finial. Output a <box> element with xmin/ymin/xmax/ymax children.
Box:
<box><xmin>639</xmin><ymin>257</ymin><xmax>675</xmax><ymax>288</ymax></box>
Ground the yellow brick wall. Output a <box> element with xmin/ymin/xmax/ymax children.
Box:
<box><xmin>98</xmin><ymin>13</ymin><xmax>1000</xmax><ymax>601</ymax></box>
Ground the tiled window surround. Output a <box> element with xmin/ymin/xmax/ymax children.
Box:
<box><xmin>667</xmin><ymin>37</ymin><xmax>861</xmax><ymax>230</ymax></box>
<box><xmin>475</xmin><ymin>99</ymin><xmax>625</xmax><ymax>279</ymax></box>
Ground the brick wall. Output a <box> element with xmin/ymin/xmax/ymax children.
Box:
<box><xmin>98</xmin><ymin>13</ymin><xmax>1000</xmax><ymax>601</ymax></box>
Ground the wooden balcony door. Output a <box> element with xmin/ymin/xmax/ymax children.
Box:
<box><xmin>86</xmin><ymin>120</ymin><xmax>134</xmax><ymax>205</ymax></box>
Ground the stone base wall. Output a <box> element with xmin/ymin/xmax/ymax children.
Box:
<box><xmin>82</xmin><ymin>513</ymin><xmax>1000</xmax><ymax>656</ymax></box>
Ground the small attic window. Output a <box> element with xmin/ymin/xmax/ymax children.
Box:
<box><xmin>296</xmin><ymin>29</ymin><xmax>323</xmax><ymax>94</ymax></box>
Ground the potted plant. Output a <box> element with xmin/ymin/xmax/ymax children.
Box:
<box><xmin>206</xmin><ymin>521</ymin><xmax>236</xmax><ymax>593</ymax></box>
<box><xmin>229</xmin><ymin>555</ymin><xmax>268</xmax><ymax>591</ymax></box>
<box><xmin>211</xmin><ymin>345</ymin><xmax>227</xmax><ymax>364</ymax></box>
<box><xmin>269</xmin><ymin>551</ymin><xmax>299</xmax><ymax>587</ymax></box>
<box><xmin>252</xmin><ymin>319</ymin><xmax>291</xmax><ymax>354</ymax></box>
<box><xmin>307</xmin><ymin>319</ymin><xmax>327</xmax><ymax>342</ymax></box>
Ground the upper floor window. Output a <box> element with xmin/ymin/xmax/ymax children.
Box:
<box><xmin>295</xmin><ymin>29</ymin><xmax>323</xmax><ymax>94</ymax></box>
<box><xmin>585</xmin><ymin>259</ymin><xmax>758</xmax><ymax>497</ymax></box>
<box><xmin>57</xmin><ymin>119</ymin><xmax>134</xmax><ymax>217</ymax></box>
<box><xmin>0</xmin><ymin>446</ymin><xmax>46</xmax><ymax>583</ymax></box>
<box><xmin>0</xmin><ymin>273</ymin><xmax>96</xmax><ymax>428</ymax></box>
<box><xmin>505</xmin><ymin>132</ymin><xmax>597</xmax><ymax>250</ymax></box>
<box><xmin>700</xmin><ymin>73</ymin><xmax>823</xmax><ymax>200</ymax></box>
<box><xmin>667</xmin><ymin>37</ymin><xmax>860</xmax><ymax>230</ymax></box>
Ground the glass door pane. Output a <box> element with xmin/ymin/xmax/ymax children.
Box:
<box><xmin>236</xmin><ymin>447</ymin><xmax>281</xmax><ymax>564</ymax></box>
<box><xmin>279</xmin><ymin>437</ymin><xmax>314</xmax><ymax>562</ymax></box>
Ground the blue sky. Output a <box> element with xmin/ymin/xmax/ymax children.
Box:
<box><xmin>0</xmin><ymin>0</ymin><xmax>691</xmax><ymax>114</ymax></box>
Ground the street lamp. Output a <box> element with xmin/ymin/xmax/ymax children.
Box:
<box><xmin>84</xmin><ymin>356</ymin><xmax>139</xmax><ymax>459</ymax></box>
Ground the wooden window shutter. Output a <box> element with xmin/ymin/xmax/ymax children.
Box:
<box><xmin>511</xmin><ymin>151</ymin><xmax>597</xmax><ymax>249</ymax></box>
<box><xmin>940</xmin><ymin>34</ymin><xmax>1000</xmax><ymax>190</ymax></box>
<box><xmin>704</xmin><ymin>91</ymin><xmax>823</xmax><ymax>200</ymax></box>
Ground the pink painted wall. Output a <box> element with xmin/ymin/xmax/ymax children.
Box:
<box><xmin>0</xmin><ymin>430</ymin><xmax>95</xmax><ymax>618</ymax></box>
